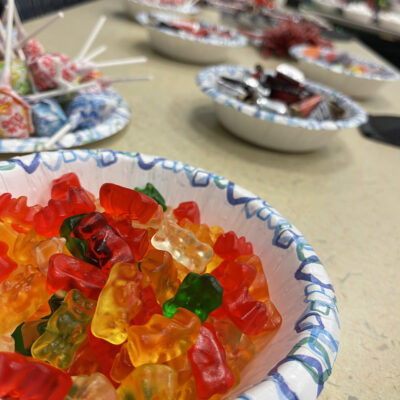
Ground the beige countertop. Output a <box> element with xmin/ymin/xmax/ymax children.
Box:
<box><xmin>5</xmin><ymin>1</ymin><xmax>400</xmax><ymax>398</ymax></box>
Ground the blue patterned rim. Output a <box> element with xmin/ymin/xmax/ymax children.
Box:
<box><xmin>290</xmin><ymin>44</ymin><xmax>400</xmax><ymax>82</ymax></box>
<box><xmin>196</xmin><ymin>64</ymin><xmax>368</xmax><ymax>131</ymax></box>
<box><xmin>128</xmin><ymin>0</ymin><xmax>199</xmax><ymax>14</ymax></box>
<box><xmin>137</xmin><ymin>11</ymin><xmax>248</xmax><ymax>47</ymax></box>
<box><xmin>0</xmin><ymin>88</ymin><xmax>131</xmax><ymax>154</ymax></box>
<box><xmin>0</xmin><ymin>149</ymin><xmax>340</xmax><ymax>400</ymax></box>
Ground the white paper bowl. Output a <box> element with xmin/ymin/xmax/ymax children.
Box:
<box><xmin>197</xmin><ymin>65</ymin><xmax>367</xmax><ymax>152</ymax></box>
<box><xmin>136</xmin><ymin>12</ymin><xmax>247</xmax><ymax>64</ymax></box>
<box><xmin>290</xmin><ymin>44</ymin><xmax>400</xmax><ymax>99</ymax></box>
<box><xmin>378</xmin><ymin>12</ymin><xmax>400</xmax><ymax>33</ymax></box>
<box><xmin>0</xmin><ymin>149</ymin><xmax>340</xmax><ymax>400</ymax></box>
<box><xmin>312</xmin><ymin>0</ymin><xmax>342</xmax><ymax>14</ymax></box>
<box><xmin>126</xmin><ymin>0</ymin><xmax>199</xmax><ymax>18</ymax></box>
<box><xmin>343</xmin><ymin>4</ymin><xmax>374</xmax><ymax>24</ymax></box>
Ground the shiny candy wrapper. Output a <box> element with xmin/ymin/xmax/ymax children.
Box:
<box><xmin>308</xmin><ymin>99</ymin><xmax>333</xmax><ymax>121</ymax></box>
<box><xmin>0</xmin><ymin>59</ymin><xmax>32</xmax><ymax>96</ymax></box>
<box><xmin>23</xmin><ymin>39</ymin><xmax>45</xmax><ymax>63</ymax></box>
<box><xmin>29</xmin><ymin>53</ymin><xmax>77</xmax><ymax>91</ymax></box>
<box><xmin>32</xmin><ymin>99</ymin><xmax>68</xmax><ymax>137</ymax></box>
<box><xmin>67</xmin><ymin>92</ymin><xmax>119</xmax><ymax>130</ymax></box>
<box><xmin>0</xmin><ymin>87</ymin><xmax>34</xmax><ymax>138</ymax></box>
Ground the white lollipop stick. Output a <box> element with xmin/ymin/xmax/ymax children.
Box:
<box><xmin>12</xmin><ymin>6</ymin><xmax>28</xmax><ymax>61</ymax></box>
<box><xmin>76</xmin><ymin>15</ymin><xmax>106</xmax><ymax>62</ymax></box>
<box><xmin>0</xmin><ymin>20</ymin><xmax>5</xmax><ymax>54</ymax></box>
<box><xmin>24</xmin><ymin>81</ymin><xmax>97</xmax><ymax>101</ymax></box>
<box><xmin>1</xmin><ymin>0</ymin><xmax>15</xmax><ymax>86</ymax></box>
<box><xmin>79</xmin><ymin>57</ymin><xmax>147</xmax><ymax>70</ymax></box>
<box><xmin>83</xmin><ymin>45</ymin><xmax>107</xmax><ymax>62</ymax></box>
<box><xmin>41</xmin><ymin>122</ymin><xmax>72</xmax><ymax>150</ymax></box>
<box><xmin>13</xmin><ymin>12</ymin><xmax>64</xmax><ymax>50</ymax></box>
<box><xmin>13</xmin><ymin>4</ymin><xmax>26</xmax><ymax>38</ymax></box>
<box><xmin>103</xmin><ymin>76</ymin><xmax>153</xmax><ymax>85</ymax></box>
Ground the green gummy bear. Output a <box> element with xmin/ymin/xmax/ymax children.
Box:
<box><xmin>163</xmin><ymin>272</ymin><xmax>223</xmax><ymax>322</ymax></box>
<box><xmin>60</xmin><ymin>214</ymin><xmax>97</xmax><ymax>265</ymax></box>
<box><xmin>12</xmin><ymin>323</ymin><xmax>30</xmax><ymax>356</ymax></box>
<box><xmin>31</xmin><ymin>289</ymin><xmax>96</xmax><ymax>369</ymax></box>
<box><xmin>135</xmin><ymin>183</ymin><xmax>167</xmax><ymax>211</ymax></box>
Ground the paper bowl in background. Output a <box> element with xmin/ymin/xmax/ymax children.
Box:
<box><xmin>311</xmin><ymin>0</ymin><xmax>343</xmax><ymax>14</ymax></box>
<box><xmin>342</xmin><ymin>3</ymin><xmax>374</xmax><ymax>24</ymax></box>
<box><xmin>126</xmin><ymin>0</ymin><xmax>199</xmax><ymax>18</ymax></box>
<box><xmin>136</xmin><ymin>12</ymin><xmax>247</xmax><ymax>64</ymax></box>
<box><xmin>0</xmin><ymin>149</ymin><xmax>340</xmax><ymax>400</ymax></box>
<box><xmin>290</xmin><ymin>44</ymin><xmax>399</xmax><ymax>99</ymax></box>
<box><xmin>378</xmin><ymin>12</ymin><xmax>400</xmax><ymax>34</ymax></box>
<box><xmin>197</xmin><ymin>65</ymin><xmax>367</xmax><ymax>152</ymax></box>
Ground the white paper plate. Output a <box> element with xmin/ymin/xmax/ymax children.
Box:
<box><xmin>137</xmin><ymin>12</ymin><xmax>247</xmax><ymax>64</ymax></box>
<box><xmin>0</xmin><ymin>149</ymin><xmax>340</xmax><ymax>399</ymax></box>
<box><xmin>0</xmin><ymin>89</ymin><xmax>131</xmax><ymax>154</ymax></box>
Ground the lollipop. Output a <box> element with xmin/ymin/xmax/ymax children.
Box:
<box><xmin>0</xmin><ymin>8</ymin><xmax>31</xmax><ymax>95</ymax></box>
<box><xmin>0</xmin><ymin>0</ymin><xmax>33</xmax><ymax>139</ymax></box>
<box><xmin>31</xmin><ymin>99</ymin><xmax>67</xmax><ymax>137</ymax></box>
<box><xmin>26</xmin><ymin>15</ymin><xmax>147</xmax><ymax>91</ymax></box>
<box><xmin>40</xmin><ymin>91</ymin><xmax>119</xmax><ymax>150</ymax></box>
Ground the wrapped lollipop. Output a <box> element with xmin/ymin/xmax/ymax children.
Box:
<box><xmin>24</xmin><ymin>15</ymin><xmax>105</xmax><ymax>91</ymax></box>
<box><xmin>31</xmin><ymin>99</ymin><xmax>67</xmax><ymax>137</ymax></box>
<box><xmin>0</xmin><ymin>8</ymin><xmax>31</xmax><ymax>95</ymax></box>
<box><xmin>38</xmin><ymin>91</ymin><xmax>118</xmax><ymax>150</ymax></box>
<box><xmin>0</xmin><ymin>0</ymin><xmax>33</xmax><ymax>138</ymax></box>
<box><xmin>26</xmin><ymin>74</ymin><xmax>150</xmax><ymax>148</ymax></box>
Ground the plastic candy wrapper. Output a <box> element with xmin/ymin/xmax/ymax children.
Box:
<box><xmin>251</xmin><ymin>19</ymin><xmax>332</xmax><ymax>58</ymax></box>
<box><xmin>0</xmin><ymin>172</ymin><xmax>282</xmax><ymax>399</ymax></box>
<box><xmin>217</xmin><ymin>64</ymin><xmax>345</xmax><ymax>121</ymax></box>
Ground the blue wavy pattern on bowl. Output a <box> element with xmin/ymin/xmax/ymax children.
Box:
<box><xmin>0</xmin><ymin>88</ymin><xmax>131</xmax><ymax>154</ymax></box>
<box><xmin>290</xmin><ymin>44</ymin><xmax>400</xmax><ymax>82</ymax></box>
<box><xmin>137</xmin><ymin>11</ymin><xmax>248</xmax><ymax>47</ymax></box>
<box><xmin>0</xmin><ymin>149</ymin><xmax>340</xmax><ymax>400</ymax></box>
<box><xmin>197</xmin><ymin>64</ymin><xmax>367</xmax><ymax>131</ymax></box>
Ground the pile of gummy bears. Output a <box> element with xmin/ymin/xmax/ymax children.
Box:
<box><xmin>0</xmin><ymin>173</ymin><xmax>281</xmax><ymax>400</ymax></box>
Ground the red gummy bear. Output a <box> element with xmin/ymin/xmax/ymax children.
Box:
<box><xmin>86</xmin><ymin>325</ymin><xmax>121</xmax><ymax>386</ymax></box>
<box><xmin>99</xmin><ymin>183</ymin><xmax>158</xmax><ymax>224</ymax></box>
<box><xmin>51</xmin><ymin>173</ymin><xmax>82</xmax><ymax>200</ymax></box>
<box><xmin>173</xmin><ymin>201</ymin><xmax>200</xmax><ymax>225</ymax></box>
<box><xmin>47</xmin><ymin>254</ymin><xmax>106</xmax><ymax>300</ymax></box>
<box><xmin>213</xmin><ymin>231</ymin><xmax>253</xmax><ymax>261</ymax></box>
<box><xmin>188</xmin><ymin>323</ymin><xmax>234</xmax><ymax>399</ymax></box>
<box><xmin>130</xmin><ymin>286</ymin><xmax>162</xmax><ymax>325</ymax></box>
<box><xmin>212</xmin><ymin>260</ymin><xmax>257</xmax><ymax>293</ymax></box>
<box><xmin>74</xmin><ymin>212</ymin><xmax>135</xmax><ymax>275</ymax></box>
<box><xmin>0</xmin><ymin>351</ymin><xmax>72</xmax><ymax>400</ymax></box>
<box><xmin>0</xmin><ymin>242</ymin><xmax>17</xmax><ymax>282</ymax></box>
<box><xmin>0</xmin><ymin>193</ymin><xmax>41</xmax><ymax>233</ymax></box>
<box><xmin>33</xmin><ymin>187</ymin><xmax>95</xmax><ymax>237</ymax></box>
<box><xmin>102</xmin><ymin>213</ymin><xmax>149</xmax><ymax>262</ymax></box>
<box><xmin>223</xmin><ymin>286</ymin><xmax>268</xmax><ymax>336</ymax></box>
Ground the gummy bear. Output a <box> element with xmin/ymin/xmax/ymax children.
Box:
<box><xmin>31</xmin><ymin>289</ymin><xmax>96</xmax><ymax>369</ymax></box>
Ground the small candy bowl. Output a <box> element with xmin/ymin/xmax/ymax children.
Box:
<box><xmin>290</xmin><ymin>44</ymin><xmax>400</xmax><ymax>99</ymax></box>
<box><xmin>311</xmin><ymin>0</ymin><xmax>343</xmax><ymax>14</ymax></box>
<box><xmin>0</xmin><ymin>149</ymin><xmax>340</xmax><ymax>400</ymax></box>
<box><xmin>136</xmin><ymin>12</ymin><xmax>247</xmax><ymax>64</ymax></box>
<box><xmin>378</xmin><ymin>11</ymin><xmax>400</xmax><ymax>34</ymax></box>
<box><xmin>196</xmin><ymin>64</ymin><xmax>367</xmax><ymax>152</ymax></box>
<box><xmin>126</xmin><ymin>0</ymin><xmax>199</xmax><ymax>18</ymax></box>
<box><xmin>342</xmin><ymin>2</ymin><xmax>374</xmax><ymax>24</ymax></box>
